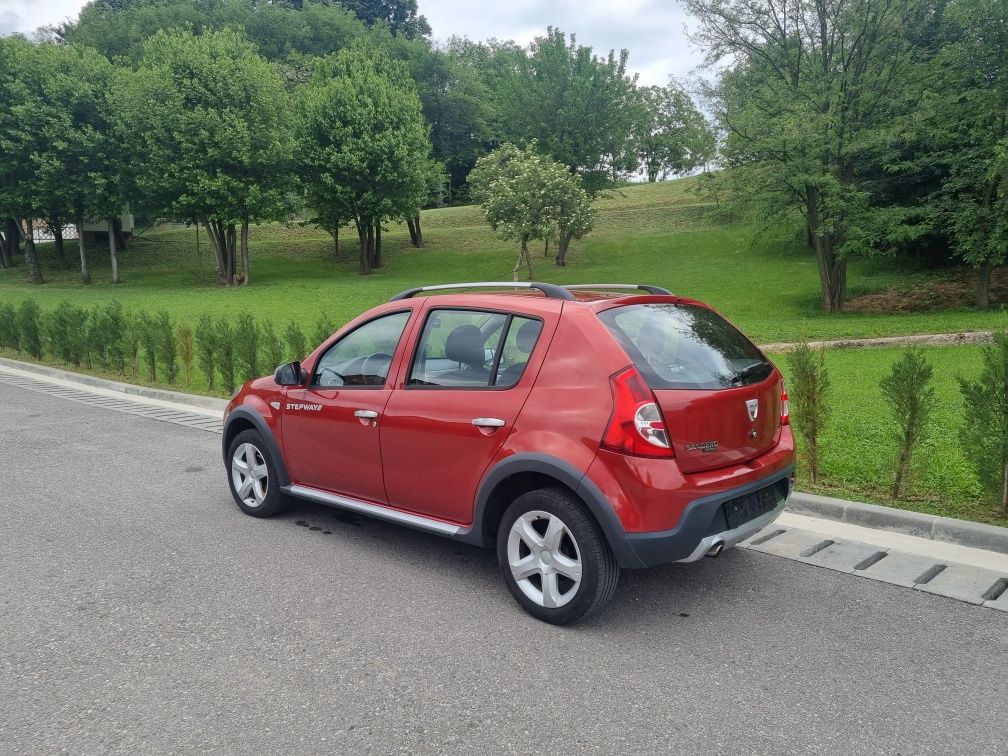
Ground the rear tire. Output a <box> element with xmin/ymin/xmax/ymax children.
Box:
<box><xmin>226</xmin><ymin>430</ymin><xmax>286</xmax><ymax>517</ymax></box>
<box><xmin>497</xmin><ymin>487</ymin><xmax>619</xmax><ymax>625</ymax></box>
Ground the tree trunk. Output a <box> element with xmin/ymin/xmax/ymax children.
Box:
<box><xmin>332</xmin><ymin>227</ymin><xmax>339</xmax><ymax>258</ymax></box>
<box><xmin>0</xmin><ymin>228</ymin><xmax>9</xmax><ymax>269</ymax></box>
<box><xmin>556</xmin><ymin>235</ymin><xmax>570</xmax><ymax>267</ymax></box>
<box><xmin>76</xmin><ymin>212</ymin><xmax>91</xmax><ymax>284</ymax></box>
<box><xmin>891</xmin><ymin>433</ymin><xmax>911</xmax><ymax>499</ymax></box>
<box><xmin>358</xmin><ymin>218</ymin><xmax>371</xmax><ymax>275</ymax></box>
<box><xmin>512</xmin><ymin>236</ymin><xmax>533</xmax><ymax>282</ymax></box>
<box><xmin>406</xmin><ymin>216</ymin><xmax>419</xmax><ymax>247</ymax></box>
<box><xmin>112</xmin><ymin>216</ymin><xmax>128</xmax><ymax>252</ymax></box>
<box><xmin>373</xmin><ymin>223</ymin><xmax>382</xmax><ymax>268</ymax></box>
<box><xmin>21</xmin><ymin>218</ymin><xmax>45</xmax><ymax>284</ymax></box>
<box><xmin>108</xmin><ymin>218</ymin><xmax>121</xmax><ymax>284</ymax></box>
<box><xmin>976</xmin><ymin>262</ymin><xmax>994</xmax><ymax>309</ymax></box>
<box><xmin>413</xmin><ymin>215</ymin><xmax>422</xmax><ymax>247</ymax></box>
<box><xmin>544</xmin><ymin>237</ymin><xmax>550</xmax><ymax>258</ymax></box>
<box><xmin>806</xmin><ymin>183</ymin><xmax>846</xmax><ymax>313</ymax></box>
<box><xmin>203</xmin><ymin>217</ymin><xmax>227</xmax><ymax>284</ymax></box>
<box><xmin>226</xmin><ymin>223</ymin><xmax>236</xmax><ymax>284</ymax></box>
<box><xmin>366</xmin><ymin>223</ymin><xmax>376</xmax><ymax>270</ymax></box>
<box><xmin>51</xmin><ymin>220</ymin><xmax>67</xmax><ymax>270</ymax></box>
<box><xmin>5</xmin><ymin>219</ymin><xmax>20</xmax><ymax>265</ymax></box>
<box><xmin>240</xmin><ymin>212</ymin><xmax>250</xmax><ymax>286</ymax></box>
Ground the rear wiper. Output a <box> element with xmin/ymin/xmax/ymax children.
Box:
<box><xmin>730</xmin><ymin>362</ymin><xmax>771</xmax><ymax>385</ymax></box>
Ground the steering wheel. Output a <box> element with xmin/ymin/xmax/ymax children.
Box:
<box><xmin>361</xmin><ymin>353</ymin><xmax>393</xmax><ymax>384</ymax></box>
<box><xmin>317</xmin><ymin>366</ymin><xmax>345</xmax><ymax>386</ymax></box>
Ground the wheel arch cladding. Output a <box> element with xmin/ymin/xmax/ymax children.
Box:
<box><xmin>468</xmin><ymin>453</ymin><xmax>645</xmax><ymax>568</ymax></box>
<box><xmin>223</xmin><ymin>407</ymin><xmax>291</xmax><ymax>488</ymax></box>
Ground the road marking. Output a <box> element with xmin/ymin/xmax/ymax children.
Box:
<box><xmin>0</xmin><ymin>364</ymin><xmax>223</xmax><ymax>434</ymax></box>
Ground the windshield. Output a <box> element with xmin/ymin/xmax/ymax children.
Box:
<box><xmin>598</xmin><ymin>303</ymin><xmax>772</xmax><ymax>389</ymax></box>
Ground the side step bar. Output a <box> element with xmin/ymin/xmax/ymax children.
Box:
<box><xmin>284</xmin><ymin>484</ymin><xmax>464</xmax><ymax>536</ymax></box>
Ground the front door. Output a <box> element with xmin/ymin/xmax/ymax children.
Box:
<box><xmin>282</xmin><ymin>310</ymin><xmax>413</xmax><ymax>503</ymax></box>
<box><xmin>380</xmin><ymin>307</ymin><xmax>553</xmax><ymax>524</ymax></box>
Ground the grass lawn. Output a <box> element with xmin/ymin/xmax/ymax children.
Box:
<box><xmin>1</xmin><ymin>178</ymin><xmax>1005</xmax><ymax>343</ymax></box>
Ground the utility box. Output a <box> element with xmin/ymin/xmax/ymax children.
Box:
<box><xmin>81</xmin><ymin>207</ymin><xmax>134</xmax><ymax>245</ymax></box>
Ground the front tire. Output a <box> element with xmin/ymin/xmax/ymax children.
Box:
<box><xmin>497</xmin><ymin>488</ymin><xmax>619</xmax><ymax>625</ymax></box>
<box><xmin>227</xmin><ymin>430</ymin><xmax>286</xmax><ymax>517</ymax></box>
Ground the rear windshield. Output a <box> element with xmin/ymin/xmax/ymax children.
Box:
<box><xmin>598</xmin><ymin>304</ymin><xmax>772</xmax><ymax>389</ymax></box>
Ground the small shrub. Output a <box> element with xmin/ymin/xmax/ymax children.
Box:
<box><xmin>17</xmin><ymin>299</ymin><xmax>42</xmax><ymax>358</ymax></box>
<box><xmin>881</xmin><ymin>347</ymin><xmax>936</xmax><ymax>499</ymax></box>
<box><xmin>216</xmin><ymin>318</ymin><xmax>236</xmax><ymax>395</ymax></box>
<box><xmin>195</xmin><ymin>314</ymin><xmax>216</xmax><ymax>390</ymax></box>
<box><xmin>45</xmin><ymin>302</ymin><xmax>89</xmax><ymax>366</ymax></box>
<box><xmin>156</xmin><ymin>311</ymin><xmax>178</xmax><ymax>384</ymax></box>
<box><xmin>177</xmin><ymin>323</ymin><xmax>195</xmax><ymax>387</ymax></box>
<box><xmin>137</xmin><ymin>310</ymin><xmax>158</xmax><ymax>381</ymax></box>
<box><xmin>90</xmin><ymin>300</ymin><xmax>126</xmax><ymax>373</ymax></box>
<box><xmin>0</xmin><ymin>302</ymin><xmax>19</xmax><ymax>351</ymax></box>
<box><xmin>122</xmin><ymin>312</ymin><xmax>142</xmax><ymax>379</ymax></box>
<box><xmin>233</xmin><ymin>311</ymin><xmax>260</xmax><ymax>382</ymax></box>
<box><xmin>959</xmin><ymin>332</ymin><xmax>1008</xmax><ymax>516</ymax></box>
<box><xmin>312</xmin><ymin>314</ymin><xmax>336</xmax><ymax>349</ymax></box>
<box><xmin>787</xmin><ymin>342</ymin><xmax>831</xmax><ymax>484</ymax></box>
<box><xmin>261</xmin><ymin>319</ymin><xmax>284</xmax><ymax>370</ymax></box>
<box><xmin>284</xmin><ymin>321</ymin><xmax>307</xmax><ymax>361</ymax></box>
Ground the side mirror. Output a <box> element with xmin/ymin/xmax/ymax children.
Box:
<box><xmin>274</xmin><ymin>361</ymin><xmax>302</xmax><ymax>386</ymax></box>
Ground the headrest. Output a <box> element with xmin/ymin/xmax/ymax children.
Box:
<box><xmin>515</xmin><ymin>320</ymin><xmax>542</xmax><ymax>354</ymax></box>
<box><xmin>637</xmin><ymin>318</ymin><xmax>666</xmax><ymax>357</ymax></box>
<box><xmin>445</xmin><ymin>324</ymin><xmax>485</xmax><ymax>366</ymax></box>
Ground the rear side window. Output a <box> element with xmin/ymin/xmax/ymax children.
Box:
<box><xmin>598</xmin><ymin>304</ymin><xmax>772</xmax><ymax>389</ymax></box>
<box><xmin>408</xmin><ymin>309</ymin><xmax>543</xmax><ymax>388</ymax></box>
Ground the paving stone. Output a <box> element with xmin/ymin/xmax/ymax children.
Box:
<box><xmin>746</xmin><ymin>528</ymin><xmax>830</xmax><ymax>559</ymax></box>
<box><xmin>799</xmin><ymin>540</ymin><xmax>884</xmax><ymax>573</ymax></box>
<box><xmin>856</xmin><ymin>550</ymin><xmax>945</xmax><ymax>589</ymax></box>
<box><xmin>915</xmin><ymin>564</ymin><xmax>1008</xmax><ymax>606</ymax></box>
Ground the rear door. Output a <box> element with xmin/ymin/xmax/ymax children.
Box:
<box><xmin>380</xmin><ymin>302</ymin><xmax>558</xmax><ymax>524</ymax></box>
<box><xmin>597</xmin><ymin>302</ymin><xmax>781</xmax><ymax>473</ymax></box>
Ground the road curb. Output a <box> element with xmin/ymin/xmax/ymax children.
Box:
<box><xmin>787</xmin><ymin>492</ymin><xmax>1008</xmax><ymax>555</ymax></box>
<box><xmin>0</xmin><ymin>356</ymin><xmax>228</xmax><ymax>412</ymax></box>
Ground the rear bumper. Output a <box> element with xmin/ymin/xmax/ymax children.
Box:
<box><xmin>611</xmin><ymin>465</ymin><xmax>793</xmax><ymax>568</ymax></box>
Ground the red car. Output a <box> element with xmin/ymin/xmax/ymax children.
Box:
<box><xmin>223</xmin><ymin>283</ymin><xmax>794</xmax><ymax>624</ymax></box>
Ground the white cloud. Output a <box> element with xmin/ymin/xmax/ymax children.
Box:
<box><xmin>0</xmin><ymin>0</ymin><xmax>84</xmax><ymax>34</ymax></box>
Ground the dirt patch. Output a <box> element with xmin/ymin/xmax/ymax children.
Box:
<box><xmin>847</xmin><ymin>267</ymin><xmax>1008</xmax><ymax>314</ymax></box>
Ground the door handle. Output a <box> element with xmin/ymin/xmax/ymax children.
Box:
<box><xmin>354</xmin><ymin>409</ymin><xmax>379</xmax><ymax>419</ymax></box>
<box><xmin>471</xmin><ymin>417</ymin><xmax>506</xmax><ymax>428</ymax></box>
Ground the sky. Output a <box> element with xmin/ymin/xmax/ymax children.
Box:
<box><xmin>0</xmin><ymin>0</ymin><xmax>705</xmax><ymax>86</ymax></box>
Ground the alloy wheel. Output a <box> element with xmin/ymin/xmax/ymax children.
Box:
<box><xmin>231</xmin><ymin>442</ymin><xmax>268</xmax><ymax>508</ymax></box>
<box><xmin>507</xmin><ymin>510</ymin><xmax>583</xmax><ymax>608</ymax></box>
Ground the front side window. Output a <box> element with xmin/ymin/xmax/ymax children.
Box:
<box><xmin>408</xmin><ymin>310</ymin><xmax>543</xmax><ymax>388</ymax></box>
<box><xmin>313</xmin><ymin>311</ymin><xmax>411</xmax><ymax>388</ymax></box>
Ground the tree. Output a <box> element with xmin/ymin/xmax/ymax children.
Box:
<box><xmin>339</xmin><ymin>0</ymin><xmax>430</xmax><ymax>38</ymax></box>
<box><xmin>921</xmin><ymin>0</ymin><xmax>1008</xmax><ymax>308</ymax></box>
<box><xmin>491</xmin><ymin>28</ymin><xmax>641</xmax><ymax>193</ymax></box>
<box><xmin>294</xmin><ymin>40</ymin><xmax>432</xmax><ymax>274</ymax></box>
<box><xmin>959</xmin><ymin>332</ymin><xmax>1008</xmax><ymax>517</ymax></box>
<box><xmin>688</xmin><ymin>0</ymin><xmax>929</xmax><ymax>312</ymax></box>
<box><xmin>470</xmin><ymin>143</ymin><xmax>595</xmax><ymax>278</ymax></box>
<box><xmin>787</xmin><ymin>343</ymin><xmax>831</xmax><ymax>483</ymax></box>
<box><xmin>881</xmin><ymin>347</ymin><xmax>936</xmax><ymax>498</ymax></box>
<box><xmin>636</xmin><ymin>82</ymin><xmax>715</xmax><ymax>182</ymax></box>
<box><xmin>125</xmin><ymin>29</ymin><xmax>294</xmax><ymax>286</ymax></box>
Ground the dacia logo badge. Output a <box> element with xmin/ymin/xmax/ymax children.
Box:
<box><xmin>746</xmin><ymin>399</ymin><xmax>759</xmax><ymax>422</ymax></box>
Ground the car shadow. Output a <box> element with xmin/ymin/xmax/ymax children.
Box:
<box><xmin>269</xmin><ymin>495</ymin><xmax>781</xmax><ymax>629</ymax></box>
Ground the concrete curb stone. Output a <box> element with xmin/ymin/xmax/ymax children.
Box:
<box><xmin>0</xmin><ymin>356</ymin><xmax>228</xmax><ymax>412</ymax></box>
<box><xmin>787</xmin><ymin>492</ymin><xmax>1008</xmax><ymax>555</ymax></box>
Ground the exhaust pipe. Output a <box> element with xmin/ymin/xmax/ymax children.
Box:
<box><xmin>705</xmin><ymin>540</ymin><xmax>725</xmax><ymax>558</ymax></box>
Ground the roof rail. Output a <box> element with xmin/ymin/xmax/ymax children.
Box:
<box><xmin>390</xmin><ymin>281</ymin><xmax>576</xmax><ymax>301</ymax></box>
<box><xmin>563</xmin><ymin>284</ymin><xmax>674</xmax><ymax>295</ymax></box>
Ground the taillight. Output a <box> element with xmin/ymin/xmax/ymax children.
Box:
<box><xmin>780</xmin><ymin>381</ymin><xmax>790</xmax><ymax>426</ymax></box>
<box><xmin>602</xmin><ymin>367</ymin><xmax>674</xmax><ymax>458</ymax></box>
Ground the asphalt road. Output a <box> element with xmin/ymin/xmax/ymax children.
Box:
<box><xmin>1</xmin><ymin>382</ymin><xmax>1006</xmax><ymax>754</ymax></box>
